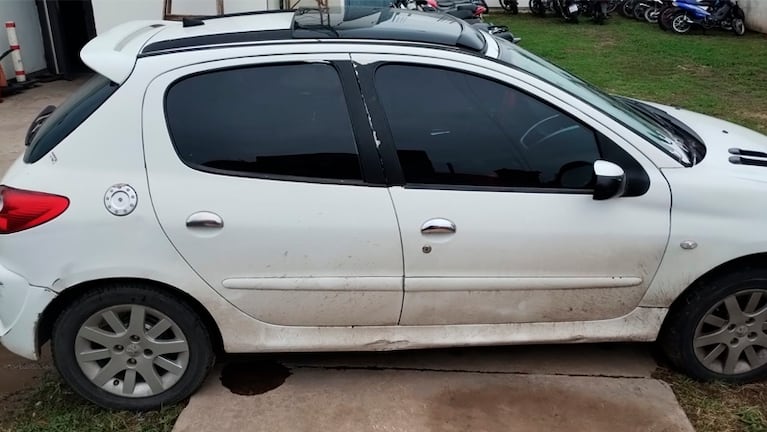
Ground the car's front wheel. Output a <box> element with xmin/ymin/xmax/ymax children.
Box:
<box><xmin>52</xmin><ymin>283</ymin><xmax>215</xmax><ymax>410</ymax></box>
<box><xmin>660</xmin><ymin>268</ymin><xmax>767</xmax><ymax>383</ymax></box>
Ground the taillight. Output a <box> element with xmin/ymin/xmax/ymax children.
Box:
<box><xmin>0</xmin><ymin>186</ymin><xmax>69</xmax><ymax>234</ymax></box>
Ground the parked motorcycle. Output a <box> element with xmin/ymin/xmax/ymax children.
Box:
<box><xmin>592</xmin><ymin>0</ymin><xmax>610</xmax><ymax>23</ymax></box>
<box><xmin>530</xmin><ymin>0</ymin><xmax>581</xmax><ymax>22</ymax></box>
<box><xmin>670</xmin><ymin>0</ymin><xmax>746</xmax><ymax>35</ymax></box>
<box><xmin>657</xmin><ymin>2</ymin><xmax>678</xmax><ymax>30</ymax></box>
<box><xmin>641</xmin><ymin>0</ymin><xmax>667</xmax><ymax>23</ymax></box>
<box><xmin>620</xmin><ymin>0</ymin><xmax>638</xmax><ymax>17</ymax></box>
<box><xmin>501</xmin><ymin>0</ymin><xmax>520</xmax><ymax>14</ymax></box>
<box><xmin>393</xmin><ymin>0</ymin><xmax>487</xmax><ymax>23</ymax></box>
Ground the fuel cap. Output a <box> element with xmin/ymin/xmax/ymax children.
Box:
<box><xmin>104</xmin><ymin>184</ymin><xmax>138</xmax><ymax>216</ymax></box>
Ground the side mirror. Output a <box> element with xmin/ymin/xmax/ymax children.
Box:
<box><xmin>593</xmin><ymin>160</ymin><xmax>626</xmax><ymax>201</ymax></box>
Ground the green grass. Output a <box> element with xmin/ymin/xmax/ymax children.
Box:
<box><xmin>0</xmin><ymin>373</ymin><xmax>184</xmax><ymax>432</ymax></box>
<box><xmin>655</xmin><ymin>368</ymin><xmax>767</xmax><ymax>432</ymax></box>
<box><xmin>488</xmin><ymin>13</ymin><xmax>767</xmax><ymax>133</ymax></box>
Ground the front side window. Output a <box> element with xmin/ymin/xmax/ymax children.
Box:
<box><xmin>494</xmin><ymin>36</ymin><xmax>701</xmax><ymax>166</ymax></box>
<box><xmin>165</xmin><ymin>63</ymin><xmax>362</xmax><ymax>181</ymax></box>
<box><xmin>375</xmin><ymin>64</ymin><xmax>600</xmax><ymax>190</ymax></box>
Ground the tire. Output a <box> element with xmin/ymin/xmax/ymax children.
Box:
<box><xmin>529</xmin><ymin>0</ymin><xmax>546</xmax><ymax>16</ymax></box>
<box><xmin>644</xmin><ymin>6</ymin><xmax>660</xmax><ymax>23</ymax></box>
<box><xmin>502</xmin><ymin>0</ymin><xmax>520</xmax><ymax>13</ymax></box>
<box><xmin>621</xmin><ymin>0</ymin><xmax>635</xmax><ymax>17</ymax></box>
<box><xmin>671</xmin><ymin>11</ymin><xmax>692</xmax><ymax>33</ymax></box>
<box><xmin>659</xmin><ymin>268</ymin><xmax>767</xmax><ymax>383</ymax></box>
<box><xmin>658</xmin><ymin>6</ymin><xmax>676</xmax><ymax>30</ymax></box>
<box><xmin>52</xmin><ymin>283</ymin><xmax>215</xmax><ymax>411</ymax></box>
<box><xmin>732</xmin><ymin>18</ymin><xmax>746</xmax><ymax>36</ymax></box>
<box><xmin>607</xmin><ymin>0</ymin><xmax>620</xmax><ymax>14</ymax></box>
<box><xmin>633</xmin><ymin>2</ymin><xmax>649</xmax><ymax>20</ymax></box>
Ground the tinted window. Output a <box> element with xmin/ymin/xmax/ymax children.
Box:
<box><xmin>24</xmin><ymin>75</ymin><xmax>118</xmax><ymax>163</ymax></box>
<box><xmin>166</xmin><ymin>63</ymin><xmax>362</xmax><ymax>181</ymax></box>
<box><xmin>375</xmin><ymin>65</ymin><xmax>601</xmax><ymax>190</ymax></box>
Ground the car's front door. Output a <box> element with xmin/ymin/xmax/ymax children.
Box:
<box><xmin>143</xmin><ymin>56</ymin><xmax>404</xmax><ymax>326</ymax></box>
<box><xmin>353</xmin><ymin>54</ymin><xmax>671</xmax><ymax>325</ymax></box>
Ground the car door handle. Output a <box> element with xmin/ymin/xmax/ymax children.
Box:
<box><xmin>186</xmin><ymin>212</ymin><xmax>224</xmax><ymax>229</ymax></box>
<box><xmin>421</xmin><ymin>218</ymin><xmax>456</xmax><ymax>234</ymax></box>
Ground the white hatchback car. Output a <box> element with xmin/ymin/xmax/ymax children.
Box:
<box><xmin>2</xmin><ymin>7</ymin><xmax>767</xmax><ymax>410</ymax></box>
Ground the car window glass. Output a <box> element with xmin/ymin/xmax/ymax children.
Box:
<box><xmin>165</xmin><ymin>63</ymin><xmax>362</xmax><ymax>181</ymax></box>
<box><xmin>375</xmin><ymin>64</ymin><xmax>600</xmax><ymax>189</ymax></box>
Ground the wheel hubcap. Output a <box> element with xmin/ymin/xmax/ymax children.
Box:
<box><xmin>75</xmin><ymin>305</ymin><xmax>190</xmax><ymax>398</ymax></box>
<box><xmin>694</xmin><ymin>289</ymin><xmax>767</xmax><ymax>375</ymax></box>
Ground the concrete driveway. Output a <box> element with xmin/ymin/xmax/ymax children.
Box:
<box><xmin>0</xmin><ymin>79</ymin><xmax>694</xmax><ymax>432</ymax></box>
<box><xmin>174</xmin><ymin>344</ymin><xmax>694</xmax><ymax>432</ymax></box>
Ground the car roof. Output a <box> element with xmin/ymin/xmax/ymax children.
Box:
<box><xmin>80</xmin><ymin>8</ymin><xmax>487</xmax><ymax>84</ymax></box>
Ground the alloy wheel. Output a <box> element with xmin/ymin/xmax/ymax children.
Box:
<box><xmin>672</xmin><ymin>14</ymin><xmax>692</xmax><ymax>33</ymax></box>
<box><xmin>74</xmin><ymin>305</ymin><xmax>190</xmax><ymax>398</ymax></box>
<box><xmin>694</xmin><ymin>290</ymin><xmax>767</xmax><ymax>375</ymax></box>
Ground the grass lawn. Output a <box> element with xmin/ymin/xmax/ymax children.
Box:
<box><xmin>488</xmin><ymin>12</ymin><xmax>767</xmax><ymax>432</ymax></box>
<box><xmin>1</xmin><ymin>12</ymin><xmax>767</xmax><ymax>432</ymax></box>
<box><xmin>489</xmin><ymin>12</ymin><xmax>767</xmax><ymax>134</ymax></box>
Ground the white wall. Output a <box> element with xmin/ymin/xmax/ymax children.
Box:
<box><xmin>739</xmin><ymin>0</ymin><xmax>767</xmax><ymax>33</ymax></box>
<box><xmin>0</xmin><ymin>0</ymin><xmax>47</xmax><ymax>79</ymax></box>
<box><xmin>92</xmin><ymin>0</ymin><xmax>279</xmax><ymax>34</ymax></box>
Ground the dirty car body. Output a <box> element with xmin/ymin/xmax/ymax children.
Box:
<box><xmin>2</xmin><ymin>7</ymin><xmax>767</xmax><ymax>410</ymax></box>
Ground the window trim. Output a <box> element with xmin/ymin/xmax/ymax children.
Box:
<box><xmin>359</xmin><ymin>61</ymin><xmax>619</xmax><ymax>195</ymax></box>
<box><xmin>162</xmin><ymin>60</ymin><xmax>385</xmax><ymax>187</ymax></box>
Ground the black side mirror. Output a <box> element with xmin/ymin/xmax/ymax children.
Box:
<box><xmin>593</xmin><ymin>160</ymin><xmax>626</xmax><ymax>200</ymax></box>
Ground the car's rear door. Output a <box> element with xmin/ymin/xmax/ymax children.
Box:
<box><xmin>352</xmin><ymin>53</ymin><xmax>671</xmax><ymax>325</ymax></box>
<box><xmin>142</xmin><ymin>54</ymin><xmax>404</xmax><ymax>326</ymax></box>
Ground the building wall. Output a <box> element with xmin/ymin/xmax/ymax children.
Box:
<box><xmin>92</xmin><ymin>0</ymin><xmax>279</xmax><ymax>33</ymax></box>
<box><xmin>739</xmin><ymin>0</ymin><xmax>767</xmax><ymax>33</ymax></box>
<box><xmin>0</xmin><ymin>0</ymin><xmax>47</xmax><ymax>79</ymax></box>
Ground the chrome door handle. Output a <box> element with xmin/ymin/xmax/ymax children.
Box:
<box><xmin>421</xmin><ymin>218</ymin><xmax>456</xmax><ymax>234</ymax></box>
<box><xmin>186</xmin><ymin>212</ymin><xmax>224</xmax><ymax>229</ymax></box>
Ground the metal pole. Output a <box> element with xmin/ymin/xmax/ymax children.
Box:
<box><xmin>4</xmin><ymin>22</ymin><xmax>27</xmax><ymax>83</ymax></box>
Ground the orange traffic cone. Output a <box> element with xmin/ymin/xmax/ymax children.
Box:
<box><xmin>0</xmin><ymin>67</ymin><xmax>6</xmax><ymax>103</ymax></box>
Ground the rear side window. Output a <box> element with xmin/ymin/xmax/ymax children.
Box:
<box><xmin>24</xmin><ymin>75</ymin><xmax>118</xmax><ymax>163</ymax></box>
<box><xmin>164</xmin><ymin>63</ymin><xmax>362</xmax><ymax>182</ymax></box>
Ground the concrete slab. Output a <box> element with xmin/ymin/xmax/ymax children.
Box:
<box><xmin>174</xmin><ymin>363</ymin><xmax>694</xmax><ymax>432</ymax></box>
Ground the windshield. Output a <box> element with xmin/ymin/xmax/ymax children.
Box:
<box><xmin>494</xmin><ymin>36</ymin><xmax>694</xmax><ymax>166</ymax></box>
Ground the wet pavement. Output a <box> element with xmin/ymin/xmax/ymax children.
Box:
<box><xmin>174</xmin><ymin>344</ymin><xmax>694</xmax><ymax>432</ymax></box>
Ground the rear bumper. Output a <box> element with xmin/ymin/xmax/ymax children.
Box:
<box><xmin>0</xmin><ymin>265</ymin><xmax>56</xmax><ymax>360</ymax></box>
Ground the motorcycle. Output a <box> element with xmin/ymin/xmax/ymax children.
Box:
<box><xmin>557</xmin><ymin>0</ymin><xmax>582</xmax><ymax>22</ymax></box>
<box><xmin>670</xmin><ymin>0</ymin><xmax>746</xmax><ymax>35</ymax></box>
<box><xmin>641</xmin><ymin>0</ymin><xmax>668</xmax><ymax>23</ymax></box>
<box><xmin>657</xmin><ymin>1</ymin><xmax>678</xmax><ymax>29</ymax></box>
<box><xmin>501</xmin><ymin>0</ymin><xmax>520</xmax><ymax>14</ymax></box>
<box><xmin>620</xmin><ymin>0</ymin><xmax>638</xmax><ymax>17</ymax></box>
<box><xmin>591</xmin><ymin>0</ymin><xmax>610</xmax><ymax>23</ymax></box>
<box><xmin>394</xmin><ymin>0</ymin><xmax>487</xmax><ymax>23</ymax></box>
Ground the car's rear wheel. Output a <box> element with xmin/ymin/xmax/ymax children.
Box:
<box><xmin>52</xmin><ymin>283</ymin><xmax>214</xmax><ymax>410</ymax></box>
<box><xmin>660</xmin><ymin>268</ymin><xmax>767</xmax><ymax>383</ymax></box>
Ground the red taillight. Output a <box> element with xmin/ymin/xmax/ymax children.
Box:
<box><xmin>476</xmin><ymin>5</ymin><xmax>487</xmax><ymax>15</ymax></box>
<box><xmin>0</xmin><ymin>186</ymin><xmax>69</xmax><ymax>234</ymax></box>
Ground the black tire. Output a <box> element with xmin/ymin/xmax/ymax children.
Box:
<box><xmin>732</xmin><ymin>18</ymin><xmax>746</xmax><ymax>36</ymax></box>
<box><xmin>658</xmin><ymin>6</ymin><xmax>677</xmax><ymax>30</ymax></box>
<box><xmin>52</xmin><ymin>283</ymin><xmax>215</xmax><ymax>411</ymax></box>
<box><xmin>659</xmin><ymin>268</ymin><xmax>767</xmax><ymax>383</ymax></box>
<box><xmin>633</xmin><ymin>2</ymin><xmax>649</xmax><ymax>20</ymax></box>
<box><xmin>620</xmin><ymin>0</ymin><xmax>635</xmax><ymax>17</ymax></box>
<box><xmin>670</xmin><ymin>11</ymin><xmax>692</xmax><ymax>34</ymax></box>
<box><xmin>529</xmin><ymin>0</ymin><xmax>546</xmax><ymax>16</ymax></box>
